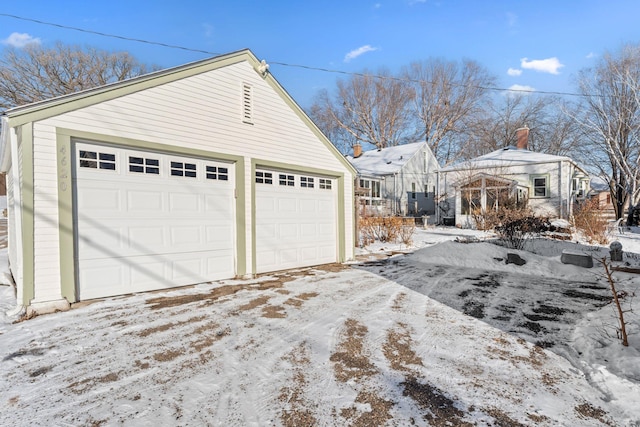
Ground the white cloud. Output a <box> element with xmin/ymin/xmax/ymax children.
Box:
<box><xmin>520</xmin><ymin>57</ymin><xmax>564</xmax><ymax>74</ymax></box>
<box><xmin>374</xmin><ymin>3</ymin><xmax>382</xmax><ymax>8</ymax></box>
<box><xmin>507</xmin><ymin>84</ymin><xmax>536</xmax><ymax>95</ymax></box>
<box><xmin>507</xmin><ymin>68</ymin><xmax>522</xmax><ymax>76</ymax></box>
<box><xmin>586</xmin><ymin>52</ymin><xmax>596</xmax><ymax>59</ymax></box>
<box><xmin>1</xmin><ymin>32</ymin><xmax>41</xmax><ymax>48</ymax></box>
<box><xmin>344</xmin><ymin>45</ymin><xmax>378</xmax><ymax>62</ymax></box>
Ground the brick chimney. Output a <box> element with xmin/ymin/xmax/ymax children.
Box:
<box><xmin>353</xmin><ymin>143</ymin><xmax>362</xmax><ymax>158</ymax></box>
<box><xmin>516</xmin><ymin>126</ymin><xmax>529</xmax><ymax>150</ymax></box>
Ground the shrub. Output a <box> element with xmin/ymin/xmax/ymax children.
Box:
<box><xmin>573</xmin><ymin>198</ymin><xmax>609</xmax><ymax>244</ymax></box>
<box><xmin>358</xmin><ymin>216</ymin><xmax>415</xmax><ymax>246</ymax></box>
<box><xmin>398</xmin><ymin>218</ymin><xmax>416</xmax><ymax>246</ymax></box>
<box><xmin>493</xmin><ymin>208</ymin><xmax>551</xmax><ymax>250</ymax></box>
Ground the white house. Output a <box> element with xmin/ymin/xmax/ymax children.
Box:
<box><xmin>438</xmin><ymin>127</ymin><xmax>590</xmax><ymax>228</ymax></box>
<box><xmin>0</xmin><ymin>49</ymin><xmax>356</xmax><ymax>315</ymax></box>
<box><xmin>347</xmin><ymin>141</ymin><xmax>439</xmax><ymax>217</ymax></box>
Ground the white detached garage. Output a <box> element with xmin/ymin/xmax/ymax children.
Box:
<box><xmin>0</xmin><ymin>49</ymin><xmax>356</xmax><ymax>315</ymax></box>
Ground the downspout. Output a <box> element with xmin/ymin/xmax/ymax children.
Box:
<box><xmin>8</xmin><ymin>125</ymin><xmax>25</xmax><ymax>313</ymax></box>
<box><xmin>394</xmin><ymin>172</ymin><xmax>398</xmax><ymax>215</ymax></box>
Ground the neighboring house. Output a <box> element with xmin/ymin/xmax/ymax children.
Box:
<box><xmin>588</xmin><ymin>176</ymin><xmax>621</xmax><ymax>219</ymax></box>
<box><xmin>347</xmin><ymin>141</ymin><xmax>439</xmax><ymax>217</ymax></box>
<box><xmin>0</xmin><ymin>49</ymin><xmax>356</xmax><ymax>315</ymax></box>
<box><xmin>438</xmin><ymin>127</ymin><xmax>590</xmax><ymax>228</ymax></box>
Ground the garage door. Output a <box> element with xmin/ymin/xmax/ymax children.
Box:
<box><xmin>255</xmin><ymin>169</ymin><xmax>337</xmax><ymax>273</ymax></box>
<box><xmin>74</xmin><ymin>142</ymin><xmax>236</xmax><ymax>300</ymax></box>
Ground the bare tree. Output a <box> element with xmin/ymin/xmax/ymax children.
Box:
<box><xmin>464</xmin><ymin>93</ymin><xmax>581</xmax><ymax>159</ymax></box>
<box><xmin>403</xmin><ymin>58</ymin><xmax>496</xmax><ymax>164</ymax></box>
<box><xmin>574</xmin><ymin>43</ymin><xmax>640</xmax><ymax>220</ymax></box>
<box><xmin>0</xmin><ymin>42</ymin><xmax>157</xmax><ymax>109</ymax></box>
<box><xmin>309</xmin><ymin>68</ymin><xmax>415</xmax><ymax>153</ymax></box>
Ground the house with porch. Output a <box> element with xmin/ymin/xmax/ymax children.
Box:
<box><xmin>438</xmin><ymin>127</ymin><xmax>590</xmax><ymax>228</ymax></box>
<box><xmin>347</xmin><ymin>141</ymin><xmax>439</xmax><ymax>218</ymax></box>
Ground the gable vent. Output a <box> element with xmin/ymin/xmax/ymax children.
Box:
<box><xmin>242</xmin><ymin>83</ymin><xmax>253</xmax><ymax>124</ymax></box>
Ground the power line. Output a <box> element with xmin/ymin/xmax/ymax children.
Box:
<box><xmin>0</xmin><ymin>12</ymin><xmax>586</xmax><ymax>98</ymax></box>
<box><xmin>0</xmin><ymin>13</ymin><xmax>219</xmax><ymax>56</ymax></box>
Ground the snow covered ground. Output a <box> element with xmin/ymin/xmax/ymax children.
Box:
<box><xmin>0</xmin><ymin>225</ymin><xmax>639</xmax><ymax>426</ymax></box>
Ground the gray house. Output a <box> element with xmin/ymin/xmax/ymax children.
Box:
<box><xmin>347</xmin><ymin>141</ymin><xmax>439</xmax><ymax>218</ymax></box>
<box><xmin>438</xmin><ymin>128</ymin><xmax>590</xmax><ymax>228</ymax></box>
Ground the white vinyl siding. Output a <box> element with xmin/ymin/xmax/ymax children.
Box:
<box><xmin>32</xmin><ymin>123</ymin><xmax>62</xmax><ymax>302</ymax></box>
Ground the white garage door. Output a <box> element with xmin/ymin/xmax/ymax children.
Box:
<box><xmin>255</xmin><ymin>169</ymin><xmax>337</xmax><ymax>273</ymax></box>
<box><xmin>74</xmin><ymin>142</ymin><xmax>236</xmax><ymax>300</ymax></box>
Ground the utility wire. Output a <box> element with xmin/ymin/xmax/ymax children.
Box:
<box><xmin>0</xmin><ymin>12</ymin><xmax>586</xmax><ymax>98</ymax></box>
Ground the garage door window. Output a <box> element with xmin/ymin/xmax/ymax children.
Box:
<box><xmin>319</xmin><ymin>178</ymin><xmax>332</xmax><ymax>190</ymax></box>
<box><xmin>206</xmin><ymin>166</ymin><xmax>228</xmax><ymax>181</ymax></box>
<box><xmin>171</xmin><ymin>161</ymin><xmax>197</xmax><ymax>178</ymax></box>
<box><xmin>79</xmin><ymin>150</ymin><xmax>116</xmax><ymax>170</ymax></box>
<box><xmin>300</xmin><ymin>176</ymin><xmax>315</xmax><ymax>188</ymax></box>
<box><xmin>256</xmin><ymin>171</ymin><xmax>273</xmax><ymax>184</ymax></box>
<box><xmin>279</xmin><ymin>174</ymin><xmax>295</xmax><ymax>186</ymax></box>
<box><xmin>129</xmin><ymin>156</ymin><xmax>160</xmax><ymax>174</ymax></box>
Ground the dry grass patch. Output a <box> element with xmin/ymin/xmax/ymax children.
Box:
<box><xmin>152</xmin><ymin>348</ymin><xmax>183</xmax><ymax>362</ymax></box>
<box><xmin>330</xmin><ymin>319</ymin><xmax>377</xmax><ymax>382</ymax></box>
<box><xmin>340</xmin><ymin>391</ymin><xmax>394</xmax><ymax>427</ymax></box>
<box><xmin>401</xmin><ymin>377</ymin><xmax>473</xmax><ymax>427</ymax></box>
<box><xmin>279</xmin><ymin>344</ymin><xmax>317</xmax><ymax>427</ymax></box>
<box><xmin>284</xmin><ymin>292</ymin><xmax>319</xmax><ymax>307</ymax></box>
<box><xmin>146</xmin><ymin>276</ymin><xmax>295</xmax><ymax>310</ymax></box>
<box><xmin>383</xmin><ymin>323</ymin><xmax>423</xmax><ymax>374</ymax></box>
<box><xmin>134</xmin><ymin>360</ymin><xmax>150</xmax><ymax>370</ymax></box>
<box><xmin>262</xmin><ymin>305</ymin><xmax>287</xmax><ymax>319</ymax></box>
<box><xmin>238</xmin><ymin>296</ymin><xmax>271</xmax><ymax>311</ymax></box>
<box><xmin>483</xmin><ymin>407</ymin><xmax>527</xmax><ymax>427</ymax></box>
<box><xmin>136</xmin><ymin>315</ymin><xmax>208</xmax><ymax>337</ymax></box>
<box><xmin>575</xmin><ymin>402</ymin><xmax>614</xmax><ymax>426</ymax></box>
<box><xmin>69</xmin><ymin>372</ymin><xmax>120</xmax><ymax>394</ymax></box>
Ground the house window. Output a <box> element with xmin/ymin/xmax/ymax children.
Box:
<box><xmin>486</xmin><ymin>187</ymin><xmax>511</xmax><ymax>211</ymax></box>
<box><xmin>171</xmin><ymin>161</ymin><xmax>197</xmax><ymax>178</ymax></box>
<box><xmin>206</xmin><ymin>166</ymin><xmax>228</xmax><ymax>181</ymax></box>
<box><xmin>300</xmin><ymin>176</ymin><xmax>315</xmax><ymax>188</ymax></box>
<box><xmin>279</xmin><ymin>174</ymin><xmax>295</xmax><ymax>186</ymax></box>
<box><xmin>371</xmin><ymin>181</ymin><xmax>380</xmax><ymax>198</ymax></box>
<box><xmin>411</xmin><ymin>183</ymin><xmax>416</xmax><ymax>199</ymax></box>
<box><xmin>359</xmin><ymin>179</ymin><xmax>382</xmax><ymax>206</ymax></box>
<box><xmin>255</xmin><ymin>171</ymin><xmax>273</xmax><ymax>184</ymax></box>
<box><xmin>461</xmin><ymin>189</ymin><xmax>481</xmax><ymax>215</ymax></box>
<box><xmin>531</xmin><ymin>175</ymin><xmax>549</xmax><ymax>198</ymax></box>
<box><xmin>129</xmin><ymin>156</ymin><xmax>159</xmax><ymax>174</ymax></box>
<box><xmin>242</xmin><ymin>83</ymin><xmax>253</xmax><ymax>124</ymax></box>
<box><xmin>319</xmin><ymin>178</ymin><xmax>332</xmax><ymax>190</ymax></box>
<box><xmin>79</xmin><ymin>150</ymin><xmax>116</xmax><ymax>170</ymax></box>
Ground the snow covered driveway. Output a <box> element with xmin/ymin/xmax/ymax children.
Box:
<box><xmin>366</xmin><ymin>242</ymin><xmax>611</xmax><ymax>350</ymax></box>
<box><xmin>1</xmin><ymin>254</ymin><xmax>634</xmax><ymax>426</ymax></box>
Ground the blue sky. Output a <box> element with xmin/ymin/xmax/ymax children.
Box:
<box><xmin>2</xmin><ymin>1</ymin><xmax>640</xmax><ymax>108</ymax></box>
